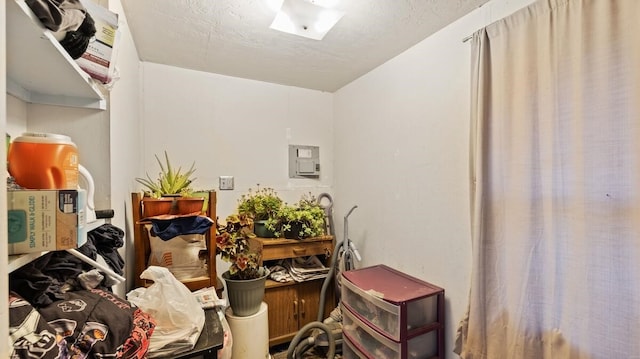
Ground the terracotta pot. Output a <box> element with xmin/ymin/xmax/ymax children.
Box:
<box><xmin>142</xmin><ymin>196</ymin><xmax>205</xmax><ymax>217</ymax></box>
<box><xmin>141</xmin><ymin>198</ymin><xmax>172</xmax><ymax>217</ymax></box>
<box><xmin>175</xmin><ymin>196</ymin><xmax>206</xmax><ymax>214</ymax></box>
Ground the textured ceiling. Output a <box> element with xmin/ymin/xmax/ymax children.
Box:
<box><xmin>120</xmin><ymin>0</ymin><xmax>489</xmax><ymax>92</ymax></box>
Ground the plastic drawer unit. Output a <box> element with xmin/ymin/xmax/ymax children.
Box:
<box><xmin>342</xmin><ymin>303</ymin><xmax>438</xmax><ymax>359</ymax></box>
<box><xmin>343</xmin><ymin>334</ymin><xmax>369</xmax><ymax>359</ymax></box>
<box><xmin>341</xmin><ymin>264</ymin><xmax>445</xmax><ymax>359</ymax></box>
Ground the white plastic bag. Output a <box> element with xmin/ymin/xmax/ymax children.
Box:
<box><xmin>127</xmin><ymin>266</ymin><xmax>205</xmax><ymax>357</ymax></box>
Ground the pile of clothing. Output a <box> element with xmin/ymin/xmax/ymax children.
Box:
<box><xmin>9</xmin><ymin>224</ymin><xmax>155</xmax><ymax>359</ymax></box>
<box><xmin>26</xmin><ymin>0</ymin><xmax>96</xmax><ymax>59</ymax></box>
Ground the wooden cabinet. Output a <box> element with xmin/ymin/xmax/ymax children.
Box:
<box><xmin>251</xmin><ymin>236</ymin><xmax>335</xmax><ymax>347</ymax></box>
<box><xmin>264</xmin><ymin>278</ymin><xmax>330</xmax><ymax>346</ymax></box>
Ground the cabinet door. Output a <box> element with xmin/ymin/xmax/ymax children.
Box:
<box><xmin>302</xmin><ymin>278</ymin><xmax>337</xmax><ymax>324</ymax></box>
<box><xmin>297</xmin><ymin>280</ymin><xmax>326</xmax><ymax>327</ymax></box>
<box><xmin>264</xmin><ymin>284</ymin><xmax>299</xmax><ymax>344</ymax></box>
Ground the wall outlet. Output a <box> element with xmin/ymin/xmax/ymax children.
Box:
<box><xmin>219</xmin><ymin>176</ymin><xmax>234</xmax><ymax>190</ymax></box>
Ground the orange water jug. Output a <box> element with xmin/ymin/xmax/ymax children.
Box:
<box><xmin>8</xmin><ymin>132</ymin><xmax>79</xmax><ymax>189</ymax></box>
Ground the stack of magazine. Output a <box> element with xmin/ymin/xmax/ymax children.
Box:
<box><xmin>192</xmin><ymin>287</ymin><xmax>226</xmax><ymax>309</ymax></box>
<box><xmin>282</xmin><ymin>255</ymin><xmax>330</xmax><ymax>282</ymax></box>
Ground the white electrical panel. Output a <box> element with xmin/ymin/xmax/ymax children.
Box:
<box><xmin>289</xmin><ymin>145</ymin><xmax>320</xmax><ymax>178</ymax></box>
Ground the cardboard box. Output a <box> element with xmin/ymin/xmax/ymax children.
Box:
<box><xmin>76</xmin><ymin>0</ymin><xmax>119</xmax><ymax>84</ymax></box>
<box><xmin>8</xmin><ymin>190</ymin><xmax>79</xmax><ymax>255</ymax></box>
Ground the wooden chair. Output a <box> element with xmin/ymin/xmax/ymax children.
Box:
<box><xmin>131</xmin><ymin>191</ymin><xmax>221</xmax><ymax>292</ymax></box>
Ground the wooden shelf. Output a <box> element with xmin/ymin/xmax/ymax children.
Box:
<box><xmin>6</xmin><ymin>0</ymin><xmax>106</xmax><ymax>110</ymax></box>
<box><xmin>131</xmin><ymin>192</ymin><xmax>219</xmax><ymax>292</ymax></box>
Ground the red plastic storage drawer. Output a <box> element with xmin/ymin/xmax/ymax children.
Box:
<box><xmin>342</xmin><ymin>303</ymin><xmax>438</xmax><ymax>359</ymax></box>
<box><xmin>341</xmin><ymin>265</ymin><xmax>444</xmax><ymax>342</ymax></box>
<box><xmin>342</xmin><ymin>334</ymin><xmax>369</xmax><ymax>359</ymax></box>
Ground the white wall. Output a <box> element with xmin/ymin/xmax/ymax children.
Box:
<box><xmin>139</xmin><ymin>63</ymin><xmax>335</xmax><ymax>276</ymax></box>
<box><xmin>333</xmin><ymin>0</ymin><xmax>535</xmax><ymax>357</ymax></box>
<box><xmin>139</xmin><ymin>63</ymin><xmax>335</xmax><ymax>218</ymax></box>
<box><xmin>6</xmin><ymin>95</ymin><xmax>27</xmax><ymax>136</ymax></box>
<box><xmin>107</xmin><ymin>0</ymin><xmax>142</xmax><ymax>293</ymax></box>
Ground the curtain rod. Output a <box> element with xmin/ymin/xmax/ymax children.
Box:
<box><xmin>462</xmin><ymin>2</ymin><xmax>485</xmax><ymax>43</ymax></box>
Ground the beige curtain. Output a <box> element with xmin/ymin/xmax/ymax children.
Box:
<box><xmin>456</xmin><ymin>0</ymin><xmax>640</xmax><ymax>358</ymax></box>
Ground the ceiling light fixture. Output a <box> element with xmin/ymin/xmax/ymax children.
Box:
<box><xmin>269</xmin><ymin>0</ymin><xmax>345</xmax><ymax>40</ymax></box>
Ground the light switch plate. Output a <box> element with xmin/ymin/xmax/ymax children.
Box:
<box><xmin>219</xmin><ymin>176</ymin><xmax>234</xmax><ymax>190</ymax></box>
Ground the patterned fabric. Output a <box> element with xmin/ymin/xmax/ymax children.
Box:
<box><xmin>9</xmin><ymin>290</ymin><xmax>154</xmax><ymax>359</ymax></box>
<box><xmin>116</xmin><ymin>309</ymin><xmax>156</xmax><ymax>359</ymax></box>
<box><xmin>9</xmin><ymin>292</ymin><xmax>61</xmax><ymax>359</ymax></box>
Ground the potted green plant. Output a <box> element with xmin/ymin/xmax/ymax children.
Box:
<box><xmin>265</xmin><ymin>192</ymin><xmax>327</xmax><ymax>239</ymax></box>
<box><xmin>237</xmin><ymin>186</ymin><xmax>283</xmax><ymax>238</ymax></box>
<box><xmin>216</xmin><ymin>214</ymin><xmax>270</xmax><ymax>316</ymax></box>
<box><xmin>135</xmin><ymin>151</ymin><xmax>203</xmax><ymax>217</ymax></box>
<box><xmin>136</xmin><ymin>151</ymin><xmax>196</xmax><ymax>198</ymax></box>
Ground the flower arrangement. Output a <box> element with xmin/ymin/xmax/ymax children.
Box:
<box><xmin>135</xmin><ymin>151</ymin><xmax>196</xmax><ymax>198</ymax></box>
<box><xmin>216</xmin><ymin>214</ymin><xmax>265</xmax><ymax>280</ymax></box>
<box><xmin>266</xmin><ymin>192</ymin><xmax>326</xmax><ymax>239</ymax></box>
<box><xmin>236</xmin><ymin>186</ymin><xmax>283</xmax><ymax>221</ymax></box>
